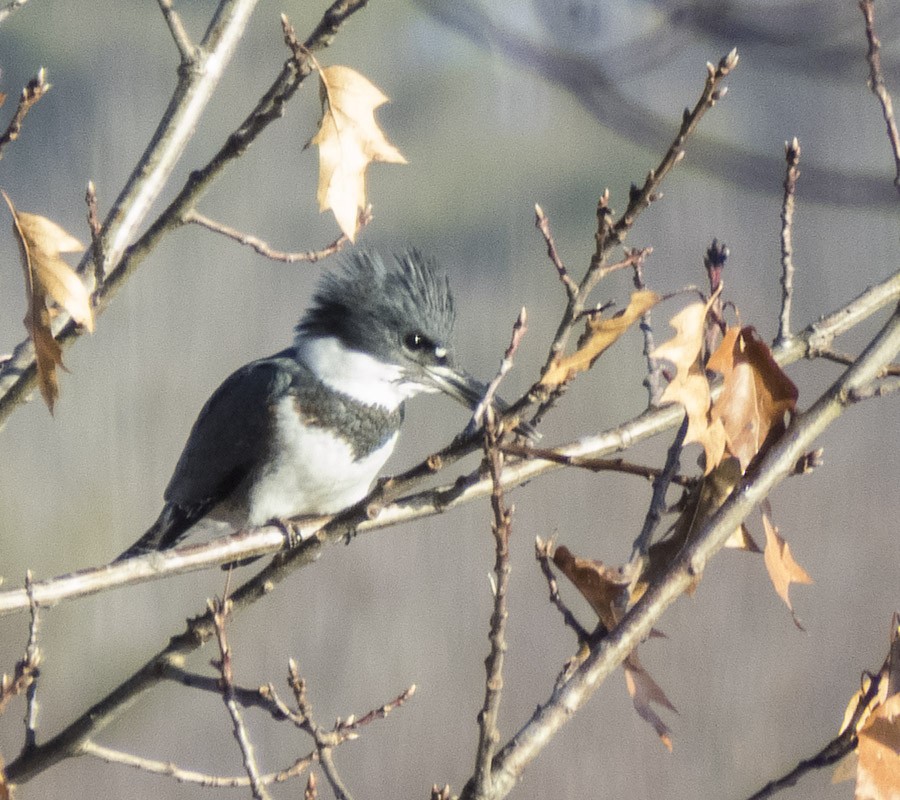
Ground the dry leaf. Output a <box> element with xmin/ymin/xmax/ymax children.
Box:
<box><xmin>3</xmin><ymin>190</ymin><xmax>91</xmax><ymax>411</ymax></box>
<box><xmin>708</xmin><ymin>326</ymin><xmax>798</xmax><ymax>470</ymax></box>
<box><xmin>541</xmin><ymin>290</ymin><xmax>660</xmax><ymax>387</ymax></box>
<box><xmin>761</xmin><ymin>504</ymin><xmax>812</xmax><ymax>622</ymax></box>
<box><xmin>552</xmin><ymin>545</ymin><xmax>633</xmax><ymax>631</ymax></box>
<box><xmin>651</xmin><ymin>300</ymin><xmax>726</xmax><ymax>473</ymax></box>
<box><xmin>856</xmin><ymin>692</ymin><xmax>900</xmax><ymax>800</ymax></box>
<box><xmin>638</xmin><ymin>458</ymin><xmax>743</xmax><ymax>597</ymax></box>
<box><xmin>624</xmin><ymin>651</ymin><xmax>677</xmax><ymax>751</ymax></box>
<box><xmin>310</xmin><ymin>65</ymin><xmax>406</xmax><ymax>241</ymax></box>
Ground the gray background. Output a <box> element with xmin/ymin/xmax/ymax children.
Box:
<box><xmin>0</xmin><ymin>1</ymin><xmax>898</xmax><ymax>798</ymax></box>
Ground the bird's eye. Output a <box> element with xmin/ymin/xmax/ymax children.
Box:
<box><xmin>404</xmin><ymin>332</ymin><xmax>449</xmax><ymax>364</ymax></box>
<box><xmin>404</xmin><ymin>332</ymin><xmax>433</xmax><ymax>352</ymax></box>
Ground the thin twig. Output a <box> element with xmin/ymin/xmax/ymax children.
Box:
<box><xmin>534</xmin><ymin>537</ymin><xmax>589</xmax><ymax>641</ymax></box>
<box><xmin>471</xmin><ymin>308</ymin><xmax>527</xmax><ymax>427</ymax></box>
<box><xmin>632</xmin><ymin>253</ymin><xmax>663</xmax><ymax>405</ymax></box>
<box><xmin>472</xmin><ymin>409</ymin><xmax>513</xmax><ymax>799</ymax></box>
<box><xmin>849</xmin><ymin>374</ymin><xmax>900</xmax><ymax>400</ymax></box>
<box><xmin>539</xmin><ymin>50</ymin><xmax>738</xmax><ymax>377</ymax></box>
<box><xmin>84</xmin><ymin>181</ymin><xmax>105</xmax><ymax>288</ymax></box>
<box><xmin>158</xmin><ymin>0</ymin><xmax>196</xmax><ymax>62</ymax></box>
<box><xmin>184</xmin><ymin>207</ymin><xmax>370</xmax><ymax>262</ymax></box>
<box><xmin>630</xmin><ymin>416</ymin><xmax>688</xmax><ymax>560</ymax></box>
<box><xmin>81</xmin><ymin>740</ymin><xmax>313</xmax><ymax>787</ymax></box>
<box><xmin>0</xmin><ymin>573</ymin><xmax>41</xmax><ymax>720</ymax></box>
<box><xmin>859</xmin><ymin>0</ymin><xmax>900</xmax><ymax>192</ymax></box>
<box><xmin>211</xmin><ymin>596</ymin><xmax>272</xmax><ymax>800</ymax></box>
<box><xmin>500</xmin><ymin>442</ymin><xmax>694</xmax><ymax>487</ymax></box>
<box><xmin>0</xmin><ymin>69</ymin><xmax>50</xmax><ymax>159</ymax></box>
<box><xmin>813</xmin><ymin>345</ymin><xmax>900</xmax><ymax>376</ymax></box>
<box><xmin>287</xmin><ymin>660</ymin><xmax>356</xmax><ymax>800</ymax></box>
<box><xmin>777</xmin><ymin>138</ymin><xmax>801</xmax><ymax>345</ymax></box>
<box><xmin>534</xmin><ymin>204</ymin><xmax>577</xmax><ymax>299</ymax></box>
<box><xmin>22</xmin><ymin>572</ymin><xmax>40</xmax><ymax>753</ymax></box>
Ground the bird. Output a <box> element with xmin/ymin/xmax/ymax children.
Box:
<box><xmin>115</xmin><ymin>249</ymin><xmax>491</xmax><ymax>561</ymax></box>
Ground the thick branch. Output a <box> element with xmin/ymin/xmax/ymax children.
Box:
<box><xmin>1</xmin><ymin>268</ymin><xmax>898</xmax><ymax>618</ymax></box>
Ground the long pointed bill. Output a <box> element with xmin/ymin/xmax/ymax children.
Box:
<box><xmin>422</xmin><ymin>363</ymin><xmax>538</xmax><ymax>439</ymax></box>
<box><xmin>421</xmin><ymin>363</ymin><xmax>487</xmax><ymax>410</ymax></box>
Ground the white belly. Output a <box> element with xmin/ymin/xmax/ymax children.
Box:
<box><xmin>243</xmin><ymin>395</ymin><xmax>399</xmax><ymax>524</ymax></box>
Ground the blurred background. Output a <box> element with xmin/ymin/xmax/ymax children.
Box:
<box><xmin>0</xmin><ymin>0</ymin><xmax>898</xmax><ymax>797</ymax></box>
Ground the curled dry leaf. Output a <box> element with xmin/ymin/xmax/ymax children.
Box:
<box><xmin>651</xmin><ymin>299</ymin><xmax>726</xmax><ymax>473</ymax></box>
<box><xmin>310</xmin><ymin>65</ymin><xmax>407</xmax><ymax>241</ymax></box>
<box><xmin>552</xmin><ymin>543</ymin><xmax>676</xmax><ymax>749</ymax></box>
<box><xmin>708</xmin><ymin>326</ymin><xmax>798</xmax><ymax>470</ymax></box>
<box><xmin>552</xmin><ymin>544</ymin><xmax>633</xmax><ymax>631</ymax></box>
<box><xmin>761</xmin><ymin>504</ymin><xmax>812</xmax><ymax>624</ymax></box>
<box><xmin>541</xmin><ymin>289</ymin><xmax>660</xmax><ymax>387</ymax></box>
<box><xmin>624</xmin><ymin>652</ymin><xmax>677</xmax><ymax>751</ymax></box>
<box><xmin>3</xmin><ymin>190</ymin><xmax>92</xmax><ymax>412</ymax></box>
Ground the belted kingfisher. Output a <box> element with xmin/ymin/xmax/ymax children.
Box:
<box><xmin>116</xmin><ymin>250</ymin><xmax>488</xmax><ymax>561</ymax></box>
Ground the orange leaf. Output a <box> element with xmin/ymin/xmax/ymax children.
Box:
<box><xmin>541</xmin><ymin>290</ymin><xmax>660</xmax><ymax>387</ymax></box>
<box><xmin>310</xmin><ymin>66</ymin><xmax>406</xmax><ymax>241</ymax></box>
<box><xmin>3</xmin><ymin>190</ymin><xmax>91</xmax><ymax>412</ymax></box>
<box><xmin>708</xmin><ymin>326</ymin><xmax>798</xmax><ymax>470</ymax></box>
<box><xmin>552</xmin><ymin>545</ymin><xmax>633</xmax><ymax>631</ymax></box>
<box><xmin>856</xmin><ymin>692</ymin><xmax>900</xmax><ymax>800</ymax></box>
<box><xmin>624</xmin><ymin>652</ymin><xmax>677</xmax><ymax>751</ymax></box>
<box><xmin>651</xmin><ymin>299</ymin><xmax>726</xmax><ymax>472</ymax></box>
<box><xmin>761</xmin><ymin>505</ymin><xmax>812</xmax><ymax>622</ymax></box>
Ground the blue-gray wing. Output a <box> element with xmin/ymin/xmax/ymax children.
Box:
<box><xmin>114</xmin><ymin>351</ymin><xmax>304</xmax><ymax>559</ymax></box>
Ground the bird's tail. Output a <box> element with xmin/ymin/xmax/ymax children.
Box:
<box><xmin>112</xmin><ymin>504</ymin><xmax>198</xmax><ymax>562</ymax></box>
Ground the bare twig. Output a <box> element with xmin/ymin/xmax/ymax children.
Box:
<box><xmin>0</xmin><ymin>69</ymin><xmax>50</xmax><ymax>159</ymax></box>
<box><xmin>82</xmin><ymin>739</ymin><xmax>313</xmax><ymax>787</ymax></box>
<box><xmin>860</xmin><ymin>0</ymin><xmax>900</xmax><ymax>192</ymax></box>
<box><xmin>777</xmin><ymin>138</ymin><xmax>801</xmax><ymax>345</ymax></box>
<box><xmin>0</xmin><ymin>573</ymin><xmax>41</xmax><ymax>719</ymax></box>
<box><xmin>21</xmin><ymin>572</ymin><xmax>40</xmax><ymax>753</ymax></box>
<box><xmin>500</xmin><ymin>442</ymin><xmax>694</xmax><ymax>487</ymax></box>
<box><xmin>849</xmin><ymin>374</ymin><xmax>900</xmax><ymax>400</ymax></box>
<box><xmin>538</xmin><ymin>50</ymin><xmax>738</xmax><ymax>378</ymax></box>
<box><xmin>535</xmin><ymin>537</ymin><xmax>590</xmax><ymax>641</ymax></box>
<box><xmin>210</xmin><ymin>596</ymin><xmax>271</xmax><ymax>800</ymax></box>
<box><xmin>157</xmin><ymin>0</ymin><xmax>196</xmax><ymax>62</ymax></box>
<box><xmin>472</xmin><ymin>410</ymin><xmax>513</xmax><ymax>798</ymax></box>
<box><xmin>813</xmin><ymin>345</ymin><xmax>900</xmax><ymax>376</ymax></box>
<box><xmin>630</xmin><ymin>416</ymin><xmax>689</xmax><ymax>560</ymax></box>
<box><xmin>286</xmin><ymin>660</ymin><xmax>355</xmax><ymax>800</ymax></box>
<box><xmin>184</xmin><ymin>207</ymin><xmax>370</xmax><ymax>262</ymax></box>
<box><xmin>84</xmin><ymin>181</ymin><xmax>105</xmax><ymax>287</ymax></box>
<box><xmin>534</xmin><ymin>204</ymin><xmax>577</xmax><ymax>299</ymax></box>
<box><xmin>471</xmin><ymin>308</ymin><xmax>527</xmax><ymax>427</ymax></box>
<box><xmin>631</xmin><ymin>253</ymin><xmax>663</xmax><ymax>405</ymax></box>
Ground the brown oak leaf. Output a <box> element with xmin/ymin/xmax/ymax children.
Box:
<box><xmin>541</xmin><ymin>289</ymin><xmax>660</xmax><ymax>387</ymax></box>
<box><xmin>3</xmin><ymin>190</ymin><xmax>92</xmax><ymax>412</ymax></box>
